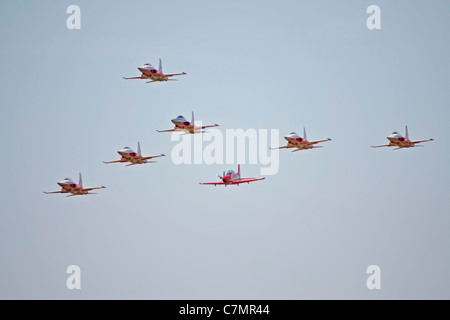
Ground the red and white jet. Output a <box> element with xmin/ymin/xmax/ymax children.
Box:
<box><xmin>44</xmin><ymin>173</ymin><xmax>105</xmax><ymax>197</ymax></box>
<box><xmin>103</xmin><ymin>142</ymin><xmax>165</xmax><ymax>166</ymax></box>
<box><xmin>371</xmin><ymin>125</ymin><xmax>434</xmax><ymax>150</ymax></box>
<box><xmin>272</xmin><ymin>127</ymin><xmax>331</xmax><ymax>152</ymax></box>
<box><xmin>123</xmin><ymin>59</ymin><xmax>186</xmax><ymax>84</ymax></box>
<box><xmin>199</xmin><ymin>165</ymin><xmax>265</xmax><ymax>186</ymax></box>
<box><xmin>157</xmin><ymin>111</ymin><xmax>219</xmax><ymax>134</ymax></box>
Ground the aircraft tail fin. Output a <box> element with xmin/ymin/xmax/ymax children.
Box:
<box><xmin>158</xmin><ymin>58</ymin><xmax>163</xmax><ymax>73</ymax></box>
<box><xmin>137</xmin><ymin>141</ymin><xmax>142</xmax><ymax>156</ymax></box>
<box><xmin>191</xmin><ymin>111</ymin><xmax>194</xmax><ymax>125</ymax></box>
<box><xmin>405</xmin><ymin>125</ymin><xmax>409</xmax><ymax>140</ymax></box>
<box><xmin>237</xmin><ymin>164</ymin><xmax>241</xmax><ymax>178</ymax></box>
<box><xmin>78</xmin><ymin>173</ymin><xmax>83</xmax><ymax>188</ymax></box>
<box><xmin>303</xmin><ymin>127</ymin><xmax>307</xmax><ymax>141</ymax></box>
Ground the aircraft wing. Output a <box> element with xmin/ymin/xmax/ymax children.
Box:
<box><xmin>233</xmin><ymin>177</ymin><xmax>266</xmax><ymax>184</ymax></box>
<box><xmin>199</xmin><ymin>181</ymin><xmax>225</xmax><ymax>186</ymax></box>
<box><xmin>82</xmin><ymin>186</ymin><xmax>106</xmax><ymax>192</ymax></box>
<box><xmin>142</xmin><ymin>154</ymin><xmax>165</xmax><ymax>160</ymax></box>
<box><xmin>199</xmin><ymin>178</ymin><xmax>265</xmax><ymax>186</ymax></box>
<box><xmin>123</xmin><ymin>76</ymin><xmax>143</xmax><ymax>80</ymax></box>
<box><xmin>43</xmin><ymin>190</ymin><xmax>64</xmax><ymax>194</ymax></box>
<box><xmin>371</xmin><ymin>144</ymin><xmax>391</xmax><ymax>148</ymax></box>
<box><xmin>103</xmin><ymin>160</ymin><xmax>127</xmax><ymax>164</ymax></box>
<box><xmin>271</xmin><ymin>145</ymin><xmax>291</xmax><ymax>150</ymax></box>
<box><xmin>411</xmin><ymin>139</ymin><xmax>434</xmax><ymax>144</ymax></box>
<box><xmin>163</xmin><ymin>72</ymin><xmax>186</xmax><ymax>77</ymax></box>
<box><xmin>156</xmin><ymin>128</ymin><xmax>177</xmax><ymax>133</ymax></box>
<box><xmin>199</xmin><ymin>124</ymin><xmax>219</xmax><ymax>129</ymax></box>
<box><xmin>309</xmin><ymin>138</ymin><xmax>332</xmax><ymax>145</ymax></box>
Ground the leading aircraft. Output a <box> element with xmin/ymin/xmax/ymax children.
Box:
<box><xmin>199</xmin><ymin>165</ymin><xmax>265</xmax><ymax>186</ymax></box>
<box><xmin>123</xmin><ymin>59</ymin><xmax>186</xmax><ymax>83</ymax></box>
<box><xmin>272</xmin><ymin>127</ymin><xmax>331</xmax><ymax>152</ymax></box>
<box><xmin>44</xmin><ymin>173</ymin><xmax>105</xmax><ymax>197</ymax></box>
<box><xmin>371</xmin><ymin>125</ymin><xmax>434</xmax><ymax>150</ymax></box>
<box><xmin>157</xmin><ymin>111</ymin><xmax>219</xmax><ymax>134</ymax></box>
<box><xmin>103</xmin><ymin>142</ymin><xmax>165</xmax><ymax>166</ymax></box>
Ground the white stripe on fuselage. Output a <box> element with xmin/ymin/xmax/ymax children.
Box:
<box><xmin>138</xmin><ymin>66</ymin><xmax>167</xmax><ymax>81</ymax></box>
<box><xmin>171</xmin><ymin>116</ymin><xmax>193</xmax><ymax>131</ymax></box>
<box><xmin>387</xmin><ymin>136</ymin><xmax>413</xmax><ymax>147</ymax></box>
<box><xmin>285</xmin><ymin>135</ymin><xmax>310</xmax><ymax>149</ymax></box>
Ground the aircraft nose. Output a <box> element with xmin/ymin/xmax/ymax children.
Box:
<box><xmin>57</xmin><ymin>181</ymin><xmax>65</xmax><ymax>186</ymax></box>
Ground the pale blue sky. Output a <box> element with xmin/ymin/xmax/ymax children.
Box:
<box><xmin>0</xmin><ymin>0</ymin><xmax>449</xmax><ymax>299</ymax></box>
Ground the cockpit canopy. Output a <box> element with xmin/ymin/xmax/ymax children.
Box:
<box><xmin>226</xmin><ymin>170</ymin><xmax>235</xmax><ymax>175</ymax></box>
<box><xmin>392</xmin><ymin>131</ymin><xmax>399</xmax><ymax>135</ymax></box>
<box><xmin>174</xmin><ymin>115</ymin><xmax>187</xmax><ymax>121</ymax></box>
<box><xmin>289</xmin><ymin>132</ymin><xmax>297</xmax><ymax>135</ymax></box>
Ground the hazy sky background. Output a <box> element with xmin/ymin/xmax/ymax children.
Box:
<box><xmin>0</xmin><ymin>0</ymin><xmax>449</xmax><ymax>299</ymax></box>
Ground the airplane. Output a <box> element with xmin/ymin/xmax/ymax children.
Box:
<box><xmin>123</xmin><ymin>59</ymin><xmax>186</xmax><ymax>83</ymax></box>
<box><xmin>371</xmin><ymin>125</ymin><xmax>434</xmax><ymax>150</ymax></box>
<box><xmin>157</xmin><ymin>111</ymin><xmax>219</xmax><ymax>134</ymax></box>
<box><xmin>199</xmin><ymin>165</ymin><xmax>265</xmax><ymax>186</ymax></box>
<box><xmin>44</xmin><ymin>173</ymin><xmax>105</xmax><ymax>197</ymax></box>
<box><xmin>271</xmin><ymin>127</ymin><xmax>331</xmax><ymax>152</ymax></box>
<box><xmin>103</xmin><ymin>142</ymin><xmax>165</xmax><ymax>166</ymax></box>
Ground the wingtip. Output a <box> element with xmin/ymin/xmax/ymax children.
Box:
<box><xmin>161</xmin><ymin>154</ymin><xmax>166</xmax><ymax>157</ymax></box>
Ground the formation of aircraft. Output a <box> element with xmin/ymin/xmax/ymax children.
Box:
<box><xmin>44</xmin><ymin>173</ymin><xmax>105</xmax><ymax>197</ymax></box>
<box><xmin>371</xmin><ymin>125</ymin><xmax>434</xmax><ymax>150</ymax></box>
<box><xmin>157</xmin><ymin>111</ymin><xmax>219</xmax><ymax>134</ymax></box>
<box><xmin>45</xmin><ymin>57</ymin><xmax>437</xmax><ymax>197</ymax></box>
<box><xmin>272</xmin><ymin>127</ymin><xmax>331</xmax><ymax>152</ymax></box>
<box><xmin>103</xmin><ymin>142</ymin><xmax>165</xmax><ymax>166</ymax></box>
<box><xmin>199</xmin><ymin>165</ymin><xmax>265</xmax><ymax>186</ymax></box>
<box><xmin>123</xmin><ymin>59</ymin><xmax>186</xmax><ymax>84</ymax></box>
